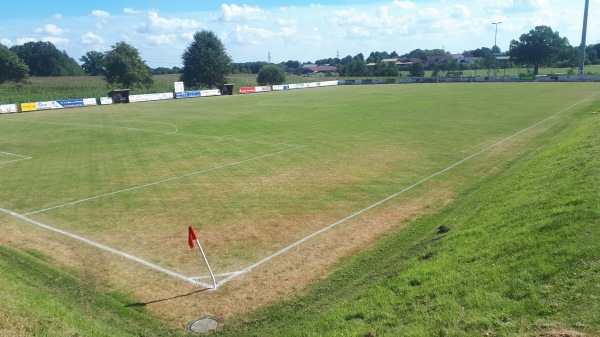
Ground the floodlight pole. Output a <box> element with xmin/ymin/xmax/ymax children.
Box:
<box><xmin>491</xmin><ymin>22</ymin><xmax>502</xmax><ymax>77</ymax></box>
<box><xmin>578</xmin><ymin>0</ymin><xmax>590</xmax><ymax>76</ymax></box>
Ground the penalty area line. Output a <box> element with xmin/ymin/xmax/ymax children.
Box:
<box><xmin>0</xmin><ymin>207</ymin><xmax>212</xmax><ymax>289</ymax></box>
<box><xmin>0</xmin><ymin>151</ymin><xmax>32</xmax><ymax>165</ymax></box>
<box><xmin>216</xmin><ymin>90</ymin><xmax>600</xmax><ymax>287</ymax></box>
<box><xmin>24</xmin><ymin>146</ymin><xmax>306</xmax><ymax>216</ymax></box>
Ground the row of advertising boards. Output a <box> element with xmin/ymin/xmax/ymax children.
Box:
<box><xmin>2</xmin><ymin>80</ymin><xmax>346</xmax><ymax>114</ymax></box>
<box><xmin>239</xmin><ymin>80</ymin><xmax>339</xmax><ymax>94</ymax></box>
<box><xmin>0</xmin><ymin>89</ymin><xmax>223</xmax><ymax>114</ymax></box>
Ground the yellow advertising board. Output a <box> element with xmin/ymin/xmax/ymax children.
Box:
<box><xmin>20</xmin><ymin>102</ymin><xmax>38</xmax><ymax>112</ymax></box>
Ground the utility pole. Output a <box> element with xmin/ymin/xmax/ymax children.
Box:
<box><xmin>491</xmin><ymin>22</ymin><xmax>502</xmax><ymax>77</ymax></box>
<box><xmin>492</xmin><ymin>22</ymin><xmax>502</xmax><ymax>51</ymax></box>
<box><xmin>579</xmin><ymin>0</ymin><xmax>590</xmax><ymax>76</ymax></box>
<box><xmin>268</xmin><ymin>51</ymin><xmax>271</xmax><ymax>64</ymax></box>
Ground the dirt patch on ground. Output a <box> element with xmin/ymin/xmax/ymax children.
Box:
<box><xmin>0</xmin><ymin>175</ymin><xmax>459</xmax><ymax>329</ymax></box>
<box><xmin>537</xmin><ymin>332</ymin><xmax>592</xmax><ymax>337</ymax></box>
<box><xmin>0</xmin><ymin>130</ymin><xmax>537</xmax><ymax>330</ymax></box>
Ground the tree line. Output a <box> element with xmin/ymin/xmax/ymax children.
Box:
<box><xmin>2</xmin><ymin>25</ymin><xmax>600</xmax><ymax>88</ymax></box>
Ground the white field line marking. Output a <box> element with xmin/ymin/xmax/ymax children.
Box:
<box><xmin>215</xmin><ymin>90</ymin><xmax>600</xmax><ymax>287</ymax></box>
<box><xmin>24</xmin><ymin>146</ymin><xmax>306</xmax><ymax>215</ymax></box>
<box><xmin>0</xmin><ymin>151</ymin><xmax>32</xmax><ymax>165</ymax></box>
<box><xmin>4</xmin><ymin>119</ymin><xmax>303</xmax><ymax>147</ymax></box>
<box><xmin>162</xmin><ymin>122</ymin><xmax>179</xmax><ymax>134</ymax></box>
<box><xmin>0</xmin><ymin>207</ymin><xmax>212</xmax><ymax>288</ymax></box>
<box><xmin>190</xmin><ymin>271</ymin><xmax>240</xmax><ymax>280</ymax></box>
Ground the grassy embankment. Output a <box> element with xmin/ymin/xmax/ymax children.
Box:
<box><xmin>212</xmin><ymin>98</ymin><xmax>600</xmax><ymax>335</ymax></box>
<box><xmin>0</xmin><ymin>245</ymin><xmax>196</xmax><ymax>337</ymax></box>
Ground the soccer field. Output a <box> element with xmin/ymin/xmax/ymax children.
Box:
<box><xmin>1</xmin><ymin>83</ymin><xmax>598</xmax><ymax>289</ymax></box>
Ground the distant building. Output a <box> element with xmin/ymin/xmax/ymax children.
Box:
<box><xmin>302</xmin><ymin>64</ymin><xmax>338</xmax><ymax>73</ymax></box>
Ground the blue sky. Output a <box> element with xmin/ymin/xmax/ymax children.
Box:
<box><xmin>1</xmin><ymin>1</ymin><xmax>596</xmax><ymax>68</ymax></box>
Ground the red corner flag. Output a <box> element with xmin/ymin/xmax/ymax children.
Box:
<box><xmin>188</xmin><ymin>226</ymin><xmax>197</xmax><ymax>249</ymax></box>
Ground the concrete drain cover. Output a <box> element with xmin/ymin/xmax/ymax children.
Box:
<box><xmin>188</xmin><ymin>316</ymin><xmax>220</xmax><ymax>334</ymax></box>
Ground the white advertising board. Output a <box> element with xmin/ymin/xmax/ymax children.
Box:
<box><xmin>0</xmin><ymin>104</ymin><xmax>18</xmax><ymax>113</ymax></box>
<box><xmin>129</xmin><ymin>92</ymin><xmax>174</xmax><ymax>103</ymax></box>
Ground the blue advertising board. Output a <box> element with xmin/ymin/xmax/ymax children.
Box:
<box><xmin>57</xmin><ymin>99</ymin><xmax>85</xmax><ymax>108</ymax></box>
<box><xmin>176</xmin><ymin>91</ymin><xmax>202</xmax><ymax>99</ymax></box>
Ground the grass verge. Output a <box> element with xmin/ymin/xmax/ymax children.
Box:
<box><xmin>0</xmin><ymin>244</ymin><xmax>196</xmax><ymax>337</ymax></box>
<box><xmin>212</xmin><ymin>100</ymin><xmax>600</xmax><ymax>335</ymax></box>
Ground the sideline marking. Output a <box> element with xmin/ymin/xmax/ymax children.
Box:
<box><xmin>213</xmin><ymin>90</ymin><xmax>600</xmax><ymax>286</ymax></box>
<box><xmin>0</xmin><ymin>207</ymin><xmax>212</xmax><ymax>289</ymax></box>
<box><xmin>0</xmin><ymin>151</ymin><xmax>32</xmax><ymax>165</ymax></box>
<box><xmin>25</xmin><ymin>146</ymin><xmax>306</xmax><ymax>215</ymax></box>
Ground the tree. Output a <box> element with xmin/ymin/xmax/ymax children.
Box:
<box><xmin>586</xmin><ymin>44</ymin><xmax>599</xmax><ymax>64</ymax></box>
<box><xmin>257</xmin><ymin>64</ymin><xmax>286</xmax><ymax>85</ymax></box>
<box><xmin>409</xmin><ymin>62</ymin><xmax>424</xmax><ymax>77</ymax></box>
<box><xmin>80</xmin><ymin>51</ymin><xmax>105</xmax><ymax>76</ymax></box>
<box><xmin>10</xmin><ymin>41</ymin><xmax>83</xmax><ymax>76</ymax></box>
<box><xmin>0</xmin><ymin>44</ymin><xmax>29</xmax><ymax>83</ymax></box>
<box><xmin>366</xmin><ymin>51</ymin><xmax>390</xmax><ymax>64</ymax></box>
<box><xmin>181</xmin><ymin>30</ymin><xmax>232</xmax><ymax>89</ymax></box>
<box><xmin>103</xmin><ymin>42</ymin><xmax>153</xmax><ymax>89</ymax></box>
<box><xmin>338</xmin><ymin>59</ymin><xmax>368</xmax><ymax>77</ymax></box>
<box><xmin>372</xmin><ymin>62</ymin><xmax>399</xmax><ymax>77</ymax></box>
<box><xmin>509</xmin><ymin>25</ymin><xmax>572</xmax><ymax>75</ymax></box>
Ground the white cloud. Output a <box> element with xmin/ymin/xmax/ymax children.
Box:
<box><xmin>124</xmin><ymin>8</ymin><xmax>143</xmax><ymax>15</ymax></box>
<box><xmin>81</xmin><ymin>32</ymin><xmax>105</xmax><ymax>44</ymax></box>
<box><xmin>279</xmin><ymin>6</ymin><xmax>298</xmax><ymax>13</ymax></box>
<box><xmin>235</xmin><ymin>25</ymin><xmax>275</xmax><ymax>42</ymax></box>
<box><xmin>530</xmin><ymin>0</ymin><xmax>550</xmax><ymax>10</ymax></box>
<box><xmin>221</xmin><ymin>4</ymin><xmax>267</xmax><ymax>22</ymax></box>
<box><xmin>91</xmin><ymin>10</ymin><xmax>110</xmax><ymax>18</ymax></box>
<box><xmin>419</xmin><ymin>7</ymin><xmax>443</xmax><ymax>20</ymax></box>
<box><xmin>148</xmin><ymin>11</ymin><xmax>202</xmax><ymax>30</ymax></box>
<box><xmin>35</xmin><ymin>24</ymin><xmax>65</xmax><ymax>36</ymax></box>
<box><xmin>135</xmin><ymin>10</ymin><xmax>203</xmax><ymax>35</ymax></box>
<box><xmin>53</xmin><ymin>13</ymin><xmax>63</xmax><ymax>20</ymax></box>
<box><xmin>42</xmin><ymin>36</ymin><xmax>70</xmax><ymax>46</ymax></box>
<box><xmin>1</xmin><ymin>38</ymin><xmax>13</xmax><ymax>46</ymax></box>
<box><xmin>331</xmin><ymin>6</ymin><xmax>394</xmax><ymax>27</ymax></box>
<box><xmin>16</xmin><ymin>37</ymin><xmax>36</xmax><ymax>45</ymax></box>
<box><xmin>486</xmin><ymin>0</ymin><xmax>518</xmax><ymax>9</ymax></box>
<box><xmin>146</xmin><ymin>34</ymin><xmax>178</xmax><ymax>45</ymax></box>
<box><xmin>350</xmin><ymin>26</ymin><xmax>371</xmax><ymax>38</ymax></box>
<box><xmin>276</xmin><ymin>18</ymin><xmax>297</xmax><ymax>26</ymax></box>
<box><xmin>391</xmin><ymin>1</ymin><xmax>417</xmax><ymax>9</ymax></box>
<box><xmin>234</xmin><ymin>24</ymin><xmax>297</xmax><ymax>44</ymax></box>
<box><xmin>452</xmin><ymin>4</ymin><xmax>472</xmax><ymax>18</ymax></box>
<box><xmin>281</xmin><ymin>26</ymin><xmax>297</xmax><ymax>37</ymax></box>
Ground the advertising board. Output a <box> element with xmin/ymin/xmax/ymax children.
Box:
<box><xmin>200</xmin><ymin>89</ymin><xmax>221</xmax><ymax>96</ymax></box>
<box><xmin>174</xmin><ymin>81</ymin><xmax>185</xmax><ymax>93</ymax></box>
<box><xmin>239</xmin><ymin>86</ymin><xmax>271</xmax><ymax>94</ymax></box>
<box><xmin>176</xmin><ymin>91</ymin><xmax>202</xmax><ymax>99</ymax></box>
<box><xmin>0</xmin><ymin>104</ymin><xmax>18</xmax><ymax>114</ymax></box>
<box><xmin>128</xmin><ymin>92</ymin><xmax>174</xmax><ymax>103</ymax></box>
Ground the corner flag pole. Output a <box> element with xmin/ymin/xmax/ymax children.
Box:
<box><xmin>188</xmin><ymin>226</ymin><xmax>217</xmax><ymax>289</ymax></box>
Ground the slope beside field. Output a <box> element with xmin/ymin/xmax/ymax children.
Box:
<box><xmin>213</xmin><ymin>96</ymin><xmax>600</xmax><ymax>335</ymax></box>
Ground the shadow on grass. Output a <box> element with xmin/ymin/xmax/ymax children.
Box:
<box><xmin>125</xmin><ymin>288</ymin><xmax>211</xmax><ymax>308</ymax></box>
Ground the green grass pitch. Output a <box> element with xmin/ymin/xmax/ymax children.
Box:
<box><xmin>1</xmin><ymin>83</ymin><xmax>597</xmax><ymax>284</ymax></box>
